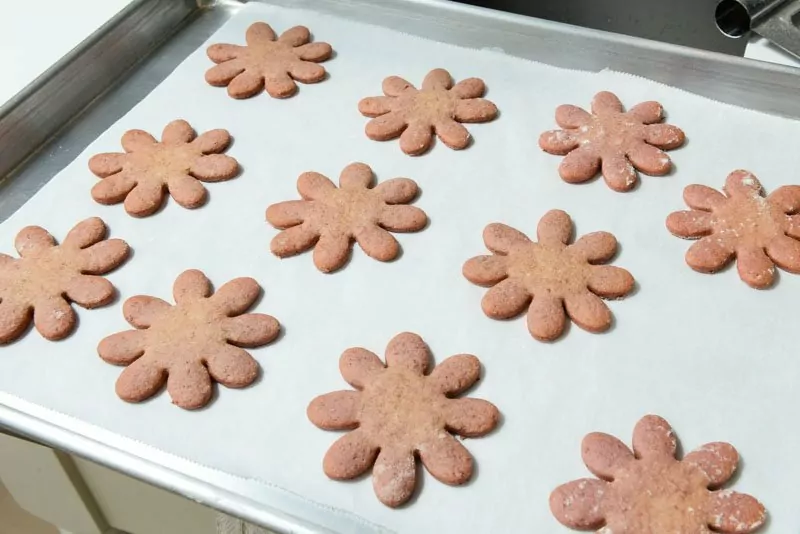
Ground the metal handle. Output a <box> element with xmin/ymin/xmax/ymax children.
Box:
<box><xmin>716</xmin><ymin>0</ymin><xmax>800</xmax><ymax>61</ymax></box>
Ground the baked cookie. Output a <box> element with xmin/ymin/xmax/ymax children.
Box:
<box><xmin>266</xmin><ymin>162</ymin><xmax>427</xmax><ymax>273</ymax></box>
<box><xmin>539</xmin><ymin>91</ymin><xmax>685</xmax><ymax>192</ymax></box>
<box><xmin>463</xmin><ymin>210</ymin><xmax>634</xmax><ymax>341</ymax></box>
<box><xmin>98</xmin><ymin>269</ymin><xmax>280</xmax><ymax>409</ymax></box>
<box><xmin>550</xmin><ymin>415</ymin><xmax>766</xmax><ymax>533</ymax></box>
<box><xmin>205</xmin><ymin>21</ymin><xmax>332</xmax><ymax>99</ymax></box>
<box><xmin>89</xmin><ymin>120</ymin><xmax>239</xmax><ymax>217</ymax></box>
<box><xmin>358</xmin><ymin>68</ymin><xmax>498</xmax><ymax>155</ymax></box>
<box><xmin>0</xmin><ymin>217</ymin><xmax>129</xmax><ymax>343</ymax></box>
<box><xmin>667</xmin><ymin>169</ymin><xmax>800</xmax><ymax>289</ymax></box>
<box><xmin>307</xmin><ymin>332</ymin><xmax>499</xmax><ymax>507</ymax></box>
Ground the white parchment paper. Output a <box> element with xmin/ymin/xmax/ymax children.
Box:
<box><xmin>1</xmin><ymin>3</ymin><xmax>799</xmax><ymax>532</ymax></box>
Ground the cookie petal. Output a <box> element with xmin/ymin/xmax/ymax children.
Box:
<box><xmin>581</xmin><ymin>431</ymin><xmax>634</xmax><ymax>480</ymax></box>
<box><xmin>482</xmin><ymin>278</ymin><xmax>531</xmax><ymax>319</ymax></box>
<box><xmin>385</xmin><ymin>332</ymin><xmax>429</xmax><ymax>375</ymax></box>
<box><xmin>365</xmin><ymin>113</ymin><xmax>407</xmax><ymax>141</ymax></box>
<box><xmin>450</xmin><ymin>77</ymin><xmax>486</xmax><ymax>99</ymax></box>
<box><xmin>538</xmin><ymin>130</ymin><xmax>579</xmax><ymax>155</ymax></box>
<box><xmin>123</xmin><ymin>180</ymin><xmax>166</xmax><ymax>217</ymax></box>
<box><xmin>373</xmin><ymin>177</ymin><xmax>418</xmax><ymax>204</ymax></box>
<box><xmin>435</xmin><ymin>119</ymin><xmax>471</xmax><ymax>150</ymax></box>
<box><xmin>399</xmin><ymin>121</ymin><xmax>434</xmax><ymax>156</ymax></box>
<box><xmin>421</xmin><ymin>68</ymin><xmax>453</xmax><ymax>91</ymax></box>
<box><xmin>313</xmin><ymin>233</ymin><xmax>352</xmax><ymax>273</ymax></box>
<box><xmin>340</xmin><ymin>347</ymin><xmax>385</xmax><ymax>389</ymax></box>
<box><xmin>192</xmin><ymin>129</ymin><xmax>232</xmax><ymax>154</ymax></box>
<box><xmin>382</xmin><ymin>76</ymin><xmax>415</xmax><ymax>97</ymax></box>
<box><xmin>354</xmin><ymin>226</ymin><xmax>399</xmax><ymax>262</ymax></box>
<box><xmin>483</xmin><ymin>223</ymin><xmax>532</xmax><ymax>254</ymax></box>
<box><xmin>224</xmin><ymin>314</ymin><xmax>280</xmax><ymax>347</ymax></box>
<box><xmin>212</xmin><ymin>277</ymin><xmax>260</xmax><ymax>315</ymax></box>
<box><xmin>270</xmin><ymin>224</ymin><xmax>319</xmax><ymax>257</ymax></box>
<box><xmin>645</xmin><ymin>123</ymin><xmax>686</xmax><ymax>150</ymax></box>
<box><xmin>266</xmin><ymin>200</ymin><xmax>309</xmax><ymax>228</ymax></box>
<box><xmin>173</xmin><ymin>269</ymin><xmax>212</xmax><ymax>304</ymax></box>
<box><xmin>666</xmin><ymin>210</ymin><xmax>714</xmax><ymax>238</ymax></box>
<box><xmin>88</xmin><ymin>153</ymin><xmax>126</xmax><ymax>178</ymax></box>
<box><xmin>536</xmin><ymin>209</ymin><xmax>572</xmax><ymax>245</ymax></box>
<box><xmin>549</xmin><ymin>478</ymin><xmax>607</xmax><ymax>529</ymax></box>
<box><xmin>444</xmin><ymin>397</ymin><xmax>499</xmax><ymax>437</ymax></box>
<box><xmin>205</xmin><ymin>59</ymin><xmax>246</xmax><ymax>87</ymax></box>
<box><xmin>246</xmin><ymin>22</ymin><xmax>277</xmax><ymax>45</ymax></box>
<box><xmin>161</xmin><ymin>120</ymin><xmax>195</xmax><ymax>145</ymax></box>
<box><xmin>358</xmin><ymin>96</ymin><xmax>393</xmax><ymax>118</ymax></box>
<box><xmin>167</xmin><ymin>174</ymin><xmax>207</xmax><ymax>209</ymax></box>
<box><xmin>228</xmin><ymin>70</ymin><xmax>266</xmax><ymax>99</ymax></box>
<box><xmin>298</xmin><ymin>171</ymin><xmax>336</xmax><ymax>200</ymax></box>
<box><xmin>453</xmin><ymin>98</ymin><xmax>498</xmax><ymax>123</ymax></box>
<box><xmin>81</xmin><ymin>239</ymin><xmax>128</xmax><ymax>274</ymax></box>
<box><xmin>0</xmin><ymin>300</ymin><xmax>32</xmax><ymax>344</ymax></box>
<box><xmin>121</xmin><ymin>129</ymin><xmax>157</xmax><ymax>152</ymax></box>
<box><xmin>339</xmin><ymin>162</ymin><xmax>373</xmax><ymax>190</ymax></box>
<box><xmin>787</xmin><ymin>214</ymin><xmax>800</xmax><ymax>240</ymax></box>
<box><xmin>287</xmin><ymin>61</ymin><xmax>326</xmax><ymax>84</ymax></box>
<box><xmin>707</xmin><ymin>491</ymin><xmax>766</xmax><ymax>534</ymax></box>
<box><xmin>378</xmin><ymin>205</ymin><xmax>427</xmax><ymax>232</ymax></box>
<box><xmin>33</xmin><ymin>297</ymin><xmax>75</xmax><ymax>340</ymax></box>
<box><xmin>116</xmin><ymin>358</ymin><xmax>166</xmax><ymax>403</ymax></box>
<box><xmin>587</xmin><ymin>266</ymin><xmax>634</xmax><ymax>299</ymax></box>
<box><xmin>294</xmin><ymin>41</ymin><xmax>332</xmax><ymax>62</ymax></box>
<box><xmin>166</xmin><ymin>361</ymin><xmax>213</xmax><ymax>410</ymax></box>
<box><xmin>419</xmin><ymin>434</ymin><xmax>473</xmax><ymax>485</ymax></box>
<box><xmin>462</xmin><ymin>255</ymin><xmax>508</xmax><ymax>287</ymax></box>
<box><xmin>737</xmin><ymin>246</ymin><xmax>775</xmax><ymax>289</ymax></box>
<box><xmin>591</xmin><ymin>91</ymin><xmax>624</xmax><ymax>116</ymax></box>
<box><xmin>554</xmin><ymin>104</ymin><xmax>592</xmax><ymax>129</ymax></box>
<box><xmin>278</xmin><ymin>25</ymin><xmax>310</xmax><ymax>47</ymax></box>
<box><xmin>98</xmin><ymin>330</ymin><xmax>145</xmax><ymax>365</ymax></box>
<box><xmin>632</xmin><ymin>414</ymin><xmax>677</xmax><ymax>459</ymax></box>
<box><xmin>526</xmin><ymin>295</ymin><xmax>566</xmax><ymax>341</ymax></box>
<box><xmin>686</xmin><ymin>236</ymin><xmax>735</xmax><ymax>273</ymax></box>
<box><xmin>62</xmin><ymin>217</ymin><xmax>106</xmax><ymax>249</ymax></box>
<box><xmin>766</xmin><ymin>235</ymin><xmax>800</xmax><ymax>273</ymax></box>
<box><xmin>627</xmin><ymin>101</ymin><xmax>663</xmax><ymax>124</ymax></box>
<box><xmin>323</xmin><ymin>429</ymin><xmax>378</xmax><ymax>479</ymax></box>
<box><xmin>91</xmin><ymin>171</ymin><xmax>137</xmax><ymax>204</ymax></box>
<box><xmin>428</xmin><ymin>354</ymin><xmax>481</xmax><ymax>395</ymax></box>
<box><xmin>206</xmin><ymin>43</ymin><xmax>245</xmax><ymax>63</ymax></box>
<box><xmin>15</xmin><ymin>226</ymin><xmax>55</xmax><ymax>257</ymax></box>
<box><xmin>204</xmin><ymin>345</ymin><xmax>259</xmax><ymax>388</ymax></box>
<box><xmin>570</xmin><ymin>231</ymin><xmax>618</xmax><ymax>263</ymax></box>
<box><xmin>123</xmin><ymin>296</ymin><xmax>171</xmax><ymax>328</ymax></box>
<box><xmin>601</xmin><ymin>154</ymin><xmax>637</xmax><ymax>192</ymax></box>
<box><xmin>684</xmin><ymin>442</ymin><xmax>739</xmax><ymax>488</ymax></box>
<box><xmin>190</xmin><ymin>154</ymin><xmax>238</xmax><ymax>183</ymax></box>
<box><xmin>64</xmin><ymin>276</ymin><xmax>114</xmax><ymax>308</ymax></box>
<box><xmin>627</xmin><ymin>142</ymin><xmax>671</xmax><ymax>176</ymax></box>
<box><xmin>724</xmin><ymin>170</ymin><xmax>763</xmax><ymax>198</ymax></box>
<box><xmin>768</xmin><ymin>184</ymin><xmax>800</xmax><ymax>213</ymax></box>
<box><xmin>563</xmin><ymin>292</ymin><xmax>611</xmax><ymax>333</ymax></box>
<box><xmin>683</xmin><ymin>184</ymin><xmax>727</xmax><ymax>211</ymax></box>
<box><xmin>307</xmin><ymin>390</ymin><xmax>361</xmax><ymax>430</ymax></box>
<box><xmin>558</xmin><ymin>146</ymin><xmax>601</xmax><ymax>184</ymax></box>
<box><xmin>372</xmin><ymin>448</ymin><xmax>417</xmax><ymax>507</ymax></box>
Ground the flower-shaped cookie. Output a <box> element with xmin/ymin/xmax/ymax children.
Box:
<box><xmin>89</xmin><ymin>120</ymin><xmax>239</xmax><ymax>217</ymax></box>
<box><xmin>266</xmin><ymin>162</ymin><xmax>427</xmax><ymax>273</ymax></box>
<box><xmin>539</xmin><ymin>91</ymin><xmax>685</xmax><ymax>192</ymax></box>
<box><xmin>463</xmin><ymin>210</ymin><xmax>634</xmax><ymax>341</ymax></box>
<box><xmin>550</xmin><ymin>415</ymin><xmax>766</xmax><ymax>533</ymax></box>
<box><xmin>98</xmin><ymin>269</ymin><xmax>280</xmax><ymax>410</ymax></box>
<box><xmin>358</xmin><ymin>68</ymin><xmax>498</xmax><ymax>156</ymax></box>
<box><xmin>667</xmin><ymin>169</ymin><xmax>800</xmax><ymax>289</ymax></box>
<box><xmin>307</xmin><ymin>332</ymin><xmax>499</xmax><ymax>507</ymax></box>
<box><xmin>205</xmin><ymin>21</ymin><xmax>332</xmax><ymax>99</ymax></box>
<box><xmin>0</xmin><ymin>217</ymin><xmax>129</xmax><ymax>343</ymax></box>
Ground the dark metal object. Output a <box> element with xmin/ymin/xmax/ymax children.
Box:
<box><xmin>715</xmin><ymin>0</ymin><xmax>800</xmax><ymax>60</ymax></box>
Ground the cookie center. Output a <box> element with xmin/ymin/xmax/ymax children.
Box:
<box><xmin>506</xmin><ymin>244</ymin><xmax>589</xmax><ymax>297</ymax></box>
<box><xmin>359</xmin><ymin>368</ymin><xmax>446</xmax><ymax>446</ymax></box>
<box><xmin>398</xmin><ymin>90</ymin><xmax>456</xmax><ymax>121</ymax></box>
<box><xmin>243</xmin><ymin>42</ymin><xmax>300</xmax><ymax>75</ymax></box>
<box><xmin>578</xmin><ymin>113</ymin><xmax>646</xmax><ymax>153</ymax></box>
<box><xmin>712</xmin><ymin>194</ymin><xmax>785</xmax><ymax>248</ymax></box>
<box><xmin>319</xmin><ymin>189</ymin><xmax>384</xmax><ymax>230</ymax></box>
<box><xmin>1</xmin><ymin>248</ymin><xmax>80</xmax><ymax>303</ymax></box>
<box><xmin>127</xmin><ymin>144</ymin><xmax>200</xmax><ymax>181</ymax></box>
<box><xmin>144</xmin><ymin>301</ymin><xmax>226</xmax><ymax>362</ymax></box>
<box><xmin>606</xmin><ymin>458</ymin><xmax>709</xmax><ymax>532</ymax></box>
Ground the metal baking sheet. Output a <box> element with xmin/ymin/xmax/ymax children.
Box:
<box><xmin>2</xmin><ymin>1</ymin><xmax>800</xmax><ymax>533</ymax></box>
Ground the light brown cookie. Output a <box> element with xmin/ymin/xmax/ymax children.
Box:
<box><xmin>205</xmin><ymin>21</ymin><xmax>332</xmax><ymax>99</ymax></box>
<box><xmin>307</xmin><ymin>332</ymin><xmax>499</xmax><ymax>507</ymax></box>
<box><xmin>89</xmin><ymin>119</ymin><xmax>239</xmax><ymax>217</ymax></box>
<box><xmin>358</xmin><ymin>68</ymin><xmax>498</xmax><ymax>156</ymax></box>
<box><xmin>463</xmin><ymin>210</ymin><xmax>634</xmax><ymax>341</ymax></box>
<box><xmin>0</xmin><ymin>217</ymin><xmax>129</xmax><ymax>343</ymax></box>
<box><xmin>98</xmin><ymin>269</ymin><xmax>280</xmax><ymax>410</ymax></box>
<box><xmin>550</xmin><ymin>415</ymin><xmax>766</xmax><ymax>533</ymax></box>
<box><xmin>539</xmin><ymin>91</ymin><xmax>685</xmax><ymax>192</ymax></box>
<box><xmin>266</xmin><ymin>162</ymin><xmax>427</xmax><ymax>273</ymax></box>
<box><xmin>667</xmin><ymin>169</ymin><xmax>800</xmax><ymax>289</ymax></box>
